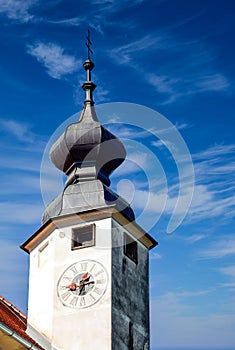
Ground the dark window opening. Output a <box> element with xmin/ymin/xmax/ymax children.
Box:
<box><xmin>124</xmin><ymin>232</ymin><xmax>138</xmax><ymax>264</ymax></box>
<box><xmin>122</xmin><ymin>257</ymin><xmax>127</xmax><ymax>274</ymax></box>
<box><xmin>72</xmin><ymin>224</ymin><xmax>95</xmax><ymax>250</ymax></box>
<box><xmin>129</xmin><ymin>321</ymin><xmax>133</xmax><ymax>350</ymax></box>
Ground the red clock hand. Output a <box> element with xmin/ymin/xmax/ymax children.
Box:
<box><xmin>66</xmin><ymin>282</ymin><xmax>77</xmax><ymax>291</ymax></box>
<box><xmin>66</xmin><ymin>273</ymin><xmax>94</xmax><ymax>291</ymax></box>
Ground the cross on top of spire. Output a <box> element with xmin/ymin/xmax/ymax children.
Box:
<box><xmin>82</xmin><ymin>29</ymin><xmax>96</xmax><ymax>105</ymax></box>
<box><xmin>86</xmin><ymin>29</ymin><xmax>93</xmax><ymax>60</ymax></box>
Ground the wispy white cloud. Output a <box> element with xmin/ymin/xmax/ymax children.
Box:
<box><xmin>50</xmin><ymin>15</ymin><xmax>104</xmax><ymax>34</ymax></box>
<box><xmin>146</xmin><ymin>71</ymin><xmax>230</xmax><ymax>104</ymax></box>
<box><xmin>0</xmin><ymin>119</ymin><xmax>37</xmax><ymax>143</ymax></box>
<box><xmin>219</xmin><ymin>265</ymin><xmax>235</xmax><ymax>278</ymax></box>
<box><xmin>0</xmin><ymin>0</ymin><xmax>37</xmax><ymax>22</ymax></box>
<box><xmin>109</xmin><ymin>31</ymin><xmax>200</xmax><ymax>66</ymax></box>
<box><xmin>187</xmin><ymin>185</ymin><xmax>235</xmax><ymax>220</ymax></box>
<box><xmin>0</xmin><ymin>239</ymin><xmax>28</xmax><ymax>311</ymax></box>
<box><xmin>90</xmin><ymin>0</ymin><xmax>144</xmax><ymax>14</ymax></box>
<box><xmin>0</xmin><ymin>240</ymin><xmax>25</xmax><ymax>273</ymax></box>
<box><xmin>196</xmin><ymin>238</ymin><xmax>235</xmax><ymax>259</ymax></box>
<box><xmin>109</xmin><ymin>131</ymin><xmax>235</xmax><ymax>232</ymax></box>
<box><xmin>0</xmin><ymin>174</ymin><xmax>40</xmax><ymax>194</ymax></box>
<box><xmin>110</xmin><ymin>35</ymin><xmax>167</xmax><ymax>65</ymax></box>
<box><xmin>193</xmin><ymin>144</ymin><xmax>235</xmax><ymax>160</ymax></box>
<box><xmin>116</xmin><ymin>142</ymin><xmax>235</xmax><ymax>226</ymax></box>
<box><xmin>129</xmin><ymin>189</ymin><xmax>167</xmax><ymax>214</ymax></box>
<box><xmin>48</xmin><ymin>0</ymin><xmax>143</xmax><ymax>34</ymax></box>
<box><xmin>147</xmin><ymin>73</ymin><xmax>179</xmax><ymax>94</ymax></box>
<box><xmin>106</xmin><ymin>124</ymin><xmax>150</xmax><ymax>139</ymax></box>
<box><xmin>195</xmin><ymin>73</ymin><xmax>230</xmax><ymax>91</ymax></box>
<box><xmin>151</xmin><ymin>123</ymin><xmax>191</xmax><ymax>148</ymax></box>
<box><xmin>0</xmin><ymin>202</ymin><xmax>43</xmax><ymax>224</ymax></box>
<box><xmin>49</xmin><ymin>16</ymin><xmax>83</xmax><ymax>26</ymax></box>
<box><xmin>151</xmin><ymin>292</ymin><xmax>235</xmax><ymax>348</ymax></box>
<box><xmin>184</xmin><ymin>144</ymin><xmax>235</xmax><ymax>221</ymax></box>
<box><xmin>95</xmin><ymin>86</ymin><xmax>110</xmax><ymax>103</ymax></box>
<box><xmin>152</xmin><ymin>138</ymin><xmax>176</xmax><ymax>150</ymax></box>
<box><xmin>114</xmin><ymin>150</ymin><xmax>155</xmax><ymax>178</ymax></box>
<box><xmin>27</xmin><ymin>42</ymin><xmax>81</xmax><ymax>79</ymax></box>
<box><xmin>0</xmin><ymin>153</ymin><xmax>40</xmax><ymax>172</ymax></box>
<box><xmin>185</xmin><ymin>234</ymin><xmax>207</xmax><ymax>244</ymax></box>
<box><xmin>109</xmin><ymin>31</ymin><xmax>231</xmax><ymax>103</ymax></box>
<box><xmin>150</xmin><ymin>252</ymin><xmax>162</xmax><ymax>260</ymax></box>
<box><xmin>155</xmin><ymin>143</ymin><xmax>235</xmax><ymax>223</ymax></box>
<box><xmin>220</xmin><ymin>282</ymin><xmax>235</xmax><ymax>288</ymax></box>
<box><xmin>160</xmin><ymin>289</ymin><xmax>212</xmax><ymax>299</ymax></box>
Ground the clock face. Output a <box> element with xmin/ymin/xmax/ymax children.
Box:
<box><xmin>57</xmin><ymin>260</ymin><xmax>108</xmax><ymax>309</ymax></box>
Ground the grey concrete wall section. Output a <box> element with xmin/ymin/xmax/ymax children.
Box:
<box><xmin>111</xmin><ymin>220</ymin><xmax>150</xmax><ymax>350</ymax></box>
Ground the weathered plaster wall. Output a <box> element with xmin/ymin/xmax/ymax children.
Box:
<box><xmin>27</xmin><ymin>217</ymin><xmax>113</xmax><ymax>350</ymax></box>
<box><xmin>111</xmin><ymin>220</ymin><xmax>150</xmax><ymax>350</ymax></box>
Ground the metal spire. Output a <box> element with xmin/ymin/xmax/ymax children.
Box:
<box><xmin>86</xmin><ymin>29</ymin><xmax>93</xmax><ymax>60</ymax></box>
<box><xmin>82</xmin><ymin>29</ymin><xmax>96</xmax><ymax>105</ymax></box>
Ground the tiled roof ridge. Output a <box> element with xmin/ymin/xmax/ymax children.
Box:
<box><xmin>0</xmin><ymin>295</ymin><xmax>27</xmax><ymax>324</ymax></box>
<box><xmin>0</xmin><ymin>295</ymin><xmax>45</xmax><ymax>350</ymax></box>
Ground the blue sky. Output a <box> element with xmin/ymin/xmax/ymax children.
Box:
<box><xmin>0</xmin><ymin>0</ymin><xmax>234</xmax><ymax>349</ymax></box>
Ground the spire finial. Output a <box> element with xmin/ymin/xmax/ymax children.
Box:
<box><xmin>86</xmin><ymin>29</ymin><xmax>93</xmax><ymax>60</ymax></box>
<box><xmin>82</xmin><ymin>29</ymin><xmax>96</xmax><ymax>105</ymax></box>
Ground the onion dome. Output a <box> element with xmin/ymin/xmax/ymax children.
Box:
<box><xmin>42</xmin><ymin>33</ymin><xmax>134</xmax><ymax>224</ymax></box>
<box><xmin>50</xmin><ymin>57</ymin><xmax>126</xmax><ymax>188</ymax></box>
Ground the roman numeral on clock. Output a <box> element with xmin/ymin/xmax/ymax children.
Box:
<box><xmin>80</xmin><ymin>262</ymin><xmax>88</xmax><ymax>271</ymax></box>
<box><xmin>80</xmin><ymin>297</ymin><xmax>86</xmax><ymax>306</ymax></box>
<box><xmin>70</xmin><ymin>296</ymin><xmax>78</xmax><ymax>307</ymax></box>
<box><xmin>89</xmin><ymin>263</ymin><xmax>96</xmax><ymax>273</ymax></box>
<box><xmin>59</xmin><ymin>285</ymin><xmax>67</xmax><ymax>291</ymax></box>
<box><xmin>61</xmin><ymin>291</ymin><xmax>70</xmax><ymax>301</ymax></box>
<box><xmin>95</xmin><ymin>269</ymin><xmax>104</xmax><ymax>277</ymax></box>
<box><xmin>96</xmin><ymin>279</ymin><xmax>106</xmax><ymax>285</ymax></box>
<box><xmin>62</xmin><ymin>275</ymin><xmax>71</xmax><ymax>281</ymax></box>
<box><xmin>89</xmin><ymin>293</ymin><xmax>96</xmax><ymax>303</ymax></box>
<box><xmin>70</xmin><ymin>266</ymin><xmax>78</xmax><ymax>275</ymax></box>
<box><xmin>93</xmin><ymin>287</ymin><xmax>103</xmax><ymax>295</ymax></box>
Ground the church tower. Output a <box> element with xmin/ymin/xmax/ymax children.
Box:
<box><xmin>21</xmin><ymin>35</ymin><xmax>157</xmax><ymax>350</ymax></box>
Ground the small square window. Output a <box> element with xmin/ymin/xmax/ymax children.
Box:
<box><xmin>124</xmin><ymin>232</ymin><xmax>138</xmax><ymax>264</ymax></box>
<box><xmin>71</xmin><ymin>224</ymin><xmax>95</xmax><ymax>250</ymax></box>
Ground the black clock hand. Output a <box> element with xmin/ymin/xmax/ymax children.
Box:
<box><xmin>79</xmin><ymin>281</ymin><xmax>94</xmax><ymax>286</ymax></box>
<box><xmin>79</xmin><ymin>284</ymin><xmax>85</xmax><ymax>295</ymax></box>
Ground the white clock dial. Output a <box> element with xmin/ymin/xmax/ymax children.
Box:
<box><xmin>57</xmin><ymin>260</ymin><xmax>108</xmax><ymax>309</ymax></box>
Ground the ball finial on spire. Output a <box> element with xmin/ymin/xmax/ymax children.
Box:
<box><xmin>83</xmin><ymin>28</ymin><xmax>95</xmax><ymax>76</ymax></box>
<box><xmin>82</xmin><ymin>29</ymin><xmax>96</xmax><ymax>104</ymax></box>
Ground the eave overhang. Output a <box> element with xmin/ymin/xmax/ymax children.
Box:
<box><xmin>21</xmin><ymin>208</ymin><xmax>158</xmax><ymax>254</ymax></box>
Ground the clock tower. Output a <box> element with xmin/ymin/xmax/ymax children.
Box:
<box><xmin>21</xmin><ymin>40</ymin><xmax>157</xmax><ymax>350</ymax></box>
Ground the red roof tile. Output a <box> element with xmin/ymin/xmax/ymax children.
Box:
<box><xmin>0</xmin><ymin>296</ymin><xmax>44</xmax><ymax>349</ymax></box>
